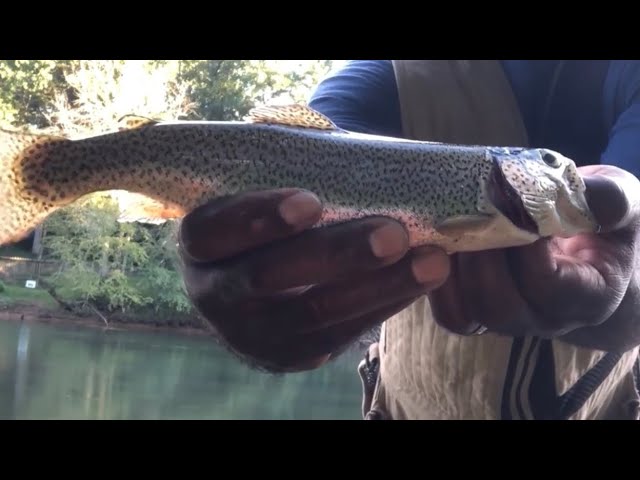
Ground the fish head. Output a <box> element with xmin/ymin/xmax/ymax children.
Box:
<box><xmin>486</xmin><ymin>147</ymin><xmax>598</xmax><ymax>238</ymax></box>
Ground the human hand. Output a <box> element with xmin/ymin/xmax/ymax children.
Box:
<box><xmin>428</xmin><ymin>165</ymin><xmax>640</xmax><ymax>351</ymax></box>
<box><xmin>178</xmin><ymin>188</ymin><xmax>451</xmax><ymax>372</ymax></box>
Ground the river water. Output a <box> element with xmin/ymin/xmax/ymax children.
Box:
<box><xmin>0</xmin><ymin>320</ymin><xmax>364</xmax><ymax>420</ymax></box>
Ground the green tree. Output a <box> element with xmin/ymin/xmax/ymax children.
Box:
<box><xmin>0</xmin><ymin>60</ymin><xmax>77</xmax><ymax>128</ymax></box>
<box><xmin>41</xmin><ymin>195</ymin><xmax>192</xmax><ymax>317</ymax></box>
<box><xmin>176</xmin><ymin>60</ymin><xmax>335</xmax><ymax>120</ymax></box>
<box><xmin>0</xmin><ymin>60</ymin><xmax>337</xmax><ymax>128</ymax></box>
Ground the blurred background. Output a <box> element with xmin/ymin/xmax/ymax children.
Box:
<box><xmin>0</xmin><ymin>60</ymin><xmax>366</xmax><ymax>420</ymax></box>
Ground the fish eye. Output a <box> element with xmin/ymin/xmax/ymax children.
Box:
<box><xmin>541</xmin><ymin>151</ymin><xmax>561</xmax><ymax>168</ymax></box>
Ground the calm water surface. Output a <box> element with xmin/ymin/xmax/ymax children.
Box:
<box><xmin>0</xmin><ymin>320</ymin><xmax>364</xmax><ymax>420</ymax></box>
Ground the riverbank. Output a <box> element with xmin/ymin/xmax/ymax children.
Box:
<box><xmin>0</xmin><ymin>302</ymin><xmax>213</xmax><ymax>338</ymax></box>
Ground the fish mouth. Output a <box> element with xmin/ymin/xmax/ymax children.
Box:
<box><xmin>486</xmin><ymin>156</ymin><xmax>539</xmax><ymax>236</ymax></box>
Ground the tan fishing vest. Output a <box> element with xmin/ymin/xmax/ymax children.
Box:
<box><xmin>359</xmin><ymin>60</ymin><xmax>640</xmax><ymax>420</ymax></box>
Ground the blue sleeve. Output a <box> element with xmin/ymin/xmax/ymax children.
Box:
<box><xmin>601</xmin><ymin>61</ymin><xmax>640</xmax><ymax>179</ymax></box>
<box><xmin>307</xmin><ymin>60</ymin><xmax>403</xmax><ymax>137</ymax></box>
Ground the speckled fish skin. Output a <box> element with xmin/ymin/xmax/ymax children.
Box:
<box><xmin>0</xmin><ymin>104</ymin><xmax>598</xmax><ymax>252</ymax></box>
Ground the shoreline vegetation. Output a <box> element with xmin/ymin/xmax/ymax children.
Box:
<box><xmin>0</xmin><ymin>301</ymin><xmax>213</xmax><ymax>337</ymax></box>
<box><xmin>0</xmin><ymin>273</ymin><xmax>211</xmax><ymax>337</ymax></box>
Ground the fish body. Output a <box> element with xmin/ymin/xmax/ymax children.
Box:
<box><xmin>0</xmin><ymin>104</ymin><xmax>598</xmax><ymax>252</ymax></box>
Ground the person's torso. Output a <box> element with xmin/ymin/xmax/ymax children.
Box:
<box><xmin>500</xmin><ymin>60</ymin><xmax>611</xmax><ymax>165</ymax></box>
<box><xmin>309</xmin><ymin>60</ymin><xmax>640</xmax><ymax>419</ymax></box>
<box><xmin>369</xmin><ymin>60</ymin><xmax>639</xmax><ymax>420</ymax></box>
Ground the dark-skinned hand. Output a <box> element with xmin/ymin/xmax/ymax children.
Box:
<box><xmin>178</xmin><ymin>188</ymin><xmax>450</xmax><ymax>373</ymax></box>
<box><xmin>429</xmin><ymin>165</ymin><xmax>640</xmax><ymax>352</ymax></box>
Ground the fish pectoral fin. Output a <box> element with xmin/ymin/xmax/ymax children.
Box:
<box><xmin>434</xmin><ymin>215</ymin><xmax>495</xmax><ymax>237</ymax></box>
<box><xmin>244</xmin><ymin>104</ymin><xmax>340</xmax><ymax>131</ymax></box>
<box><xmin>116</xmin><ymin>193</ymin><xmax>186</xmax><ymax>225</ymax></box>
<box><xmin>117</xmin><ymin>114</ymin><xmax>161</xmax><ymax>131</ymax></box>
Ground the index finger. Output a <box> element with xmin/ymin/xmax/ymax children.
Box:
<box><xmin>179</xmin><ymin>189</ymin><xmax>323</xmax><ymax>263</ymax></box>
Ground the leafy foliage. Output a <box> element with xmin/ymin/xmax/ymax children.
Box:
<box><xmin>42</xmin><ymin>195</ymin><xmax>192</xmax><ymax>316</ymax></box>
<box><xmin>170</xmin><ymin>60</ymin><xmax>335</xmax><ymax>120</ymax></box>
<box><xmin>0</xmin><ymin>60</ymin><xmax>338</xmax><ymax>130</ymax></box>
<box><xmin>0</xmin><ymin>60</ymin><xmax>77</xmax><ymax>128</ymax></box>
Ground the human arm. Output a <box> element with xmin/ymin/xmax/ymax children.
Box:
<box><xmin>307</xmin><ymin>60</ymin><xmax>402</xmax><ymax>136</ymax></box>
<box><xmin>430</xmin><ymin>61</ymin><xmax>640</xmax><ymax>352</ymax></box>
<box><xmin>429</xmin><ymin>166</ymin><xmax>640</xmax><ymax>353</ymax></box>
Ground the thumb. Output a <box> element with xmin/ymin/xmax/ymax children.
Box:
<box><xmin>581</xmin><ymin>167</ymin><xmax>640</xmax><ymax>233</ymax></box>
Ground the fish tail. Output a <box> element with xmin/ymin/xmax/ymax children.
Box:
<box><xmin>0</xmin><ymin>127</ymin><xmax>70</xmax><ymax>246</ymax></box>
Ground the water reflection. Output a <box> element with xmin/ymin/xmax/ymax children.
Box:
<box><xmin>0</xmin><ymin>321</ymin><xmax>364</xmax><ymax>420</ymax></box>
<box><xmin>13</xmin><ymin>322</ymin><xmax>30</xmax><ymax>415</ymax></box>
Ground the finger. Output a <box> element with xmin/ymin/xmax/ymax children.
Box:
<box><xmin>456</xmin><ymin>249</ymin><xmax>536</xmax><ymax>336</ymax></box>
<box><xmin>583</xmin><ymin>175</ymin><xmax>630</xmax><ymax>233</ymax></box>
<box><xmin>239</xmin><ymin>217</ymin><xmax>411</xmax><ymax>293</ymax></box>
<box><xmin>257</xmin><ymin>297</ymin><xmax>419</xmax><ymax>373</ymax></box>
<box><xmin>580</xmin><ymin>167</ymin><xmax>640</xmax><ymax>233</ymax></box>
<box><xmin>267</xmin><ymin>247</ymin><xmax>450</xmax><ymax>335</ymax></box>
<box><xmin>179</xmin><ymin>189</ymin><xmax>322</xmax><ymax>263</ymax></box>
<box><xmin>182</xmin><ymin>234</ymin><xmax>438</xmax><ymax>338</ymax></box>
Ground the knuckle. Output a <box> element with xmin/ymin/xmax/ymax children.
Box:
<box><xmin>326</xmin><ymin>223</ymin><xmax>388</xmax><ymax>264</ymax></box>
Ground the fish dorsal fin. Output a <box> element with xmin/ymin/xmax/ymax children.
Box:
<box><xmin>244</xmin><ymin>104</ymin><xmax>339</xmax><ymax>130</ymax></box>
<box><xmin>117</xmin><ymin>114</ymin><xmax>160</xmax><ymax>131</ymax></box>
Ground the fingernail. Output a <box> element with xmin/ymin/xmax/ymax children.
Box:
<box><xmin>583</xmin><ymin>175</ymin><xmax>629</xmax><ymax>231</ymax></box>
<box><xmin>411</xmin><ymin>250</ymin><xmax>450</xmax><ymax>284</ymax></box>
<box><xmin>369</xmin><ymin>222</ymin><xmax>408</xmax><ymax>258</ymax></box>
<box><xmin>278</xmin><ymin>192</ymin><xmax>322</xmax><ymax>226</ymax></box>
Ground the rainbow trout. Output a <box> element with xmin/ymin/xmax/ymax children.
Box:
<box><xmin>0</xmin><ymin>104</ymin><xmax>598</xmax><ymax>252</ymax></box>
